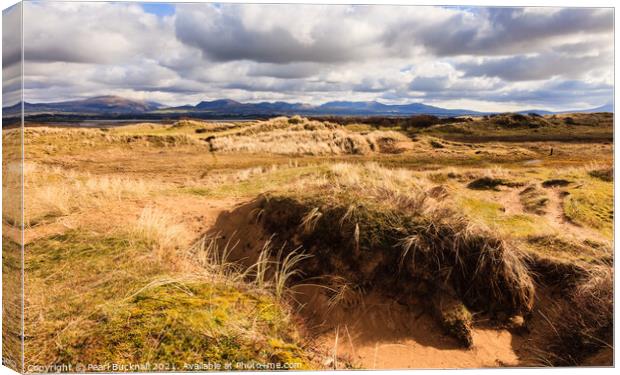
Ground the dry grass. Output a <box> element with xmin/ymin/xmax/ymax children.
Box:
<box><xmin>15</xmin><ymin>155</ymin><xmax>315</xmax><ymax>369</ymax></box>
<box><xmin>2</xmin><ymin>161</ymin><xmax>22</xmax><ymax>228</ymax></box>
<box><xmin>170</xmin><ymin>119</ymin><xmax>239</xmax><ymax>132</ymax></box>
<box><xmin>211</xmin><ymin>128</ymin><xmax>408</xmax><ymax>155</ymax></box>
<box><xmin>232</xmin><ymin>116</ymin><xmax>339</xmax><ymax>136</ymax></box>
<box><xmin>22</xmin><ymin>162</ymin><xmax>167</xmax><ymax>227</ymax></box>
<box><xmin>20</xmin><ymin>179</ymin><xmax>311</xmax><ymax>371</ymax></box>
<box><xmin>422</xmin><ymin>112</ymin><xmax>613</xmax><ymax>142</ymax></box>
<box><xmin>539</xmin><ymin>265</ymin><xmax>613</xmax><ymax>365</ymax></box>
<box><xmin>259</xmin><ymin>163</ymin><xmax>536</xmax><ymax>325</ymax></box>
<box><xmin>252</xmin><ymin>161</ymin><xmax>613</xmax><ymax>360</ymax></box>
<box><xmin>131</xmin><ymin>206</ymin><xmax>192</xmax><ymax>251</ymax></box>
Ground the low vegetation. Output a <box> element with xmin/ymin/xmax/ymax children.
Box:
<box><xmin>2</xmin><ymin>112</ymin><xmax>613</xmax><ymax>371</ymax></box>
<box><xmin>563</xmin><ymin>176</ymin><xmax>613</xmax><ymax>237</ymax></box>
<box><xmin>420</xmin><ymin>112</ymin><xmax>613</xmax><ymax>142</ymax></box>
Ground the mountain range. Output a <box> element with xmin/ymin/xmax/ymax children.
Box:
<box><xmin>2</xmin><ymin>95</ymin><xmax>613</xmax><ymax>119</ymax></box>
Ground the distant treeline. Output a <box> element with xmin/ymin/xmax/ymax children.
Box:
<box><xmin>307</xmin><ymin>115</ymin><xmax>473</xmax><ymax>130</ymax></box>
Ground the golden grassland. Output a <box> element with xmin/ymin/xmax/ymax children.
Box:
<box><xmin>2</xmin><ymin>113</ymin><xmax>614</xmax><ymax>371</ymax></box>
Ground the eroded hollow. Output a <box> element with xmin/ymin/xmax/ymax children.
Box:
<box><xmin>205</xmin><ymin>194</ymin><xmax>612</xmax><ymax>367</ymax></box>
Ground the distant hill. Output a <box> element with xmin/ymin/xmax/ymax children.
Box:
<box><xmin>3</xmin><ymin>95</ymin><xmax>163</xmax><ymax>116</ymax></box>
<box><xmin>569</xmin><ymin>103</ymin><xmax>614</xmax><ymax>113</ymax></box>
<box><xmin>159</xmin><ymin>98</ymin><xmax>486</xmax><ymax>117</ymax></box>
<box><xmin>3</xmin><ymin>95</ymin><xmax>613</xmax><ymax>120</ymax></box>
<box><xmin>519</xmin><ymin>103</ymin><xmax>614</xmax><ymax>116</ymax></box>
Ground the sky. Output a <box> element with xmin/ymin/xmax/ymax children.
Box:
<box><xmin>2</xmin><ymin>1</ymin><xmax>615</xmax><ymax>111</ymax></box>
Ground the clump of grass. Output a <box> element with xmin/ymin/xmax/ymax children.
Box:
<box><xmin>324</xmin><ymin>276</ymin><xmax>364</xmax><ymax>312</ymax></box>
<box><xmin>300</xmin><ymin>207</ymin><xmax>322</xmax><ymax>233</ymax></box>
<box><xmin>246</xmin><ymin>238</ymin><xmax>311</xmax><ymax>302</ymax></box>
<box><xmin>525</xmin><ymin>235</ymin><xmax>611</xmax><ymax>265</ymax></box>
<box><xmin>272</xmin><ymin>247</ymin><xmax>312</xmax><ymax>302</ymax></box>
<box><xmin>426</xmin><ymin>185</ymin><xmax>449</xmax><ymax>200</ymax></box>
<box><xmin>588</xmin><ymin>167</ymin><xmax>613</xmax><ymax>182</ymax></box>
<box><xmin>542</xmin><ymin>179</ymin><xmax>571</xmax><ymax>188</ymax></box>
<box><xmin>519</xmin><ymin>185</ymin><xmax>549</xmax><ymax>215</ymax></box>
<box><xmin>258</xmin><ymin>163</ymin><xmax>536</xmax><ymax>321</ymax></box>
<box><xmin>211</xmin><ymin>129</ymin><xmax>405</xmax><ymax>155</ymax></box>
<box><xmin>131</xmin><ymin>206</ymin><xmax>192</xmax><ymax>251</ymax></box>
<box><xmin>434</xmin><ymin>294</ymin><xmax>474</xmax><ymax>347</ymax></box>
<box><xmin>429</xmin><ymin>139</ymin><xmax>445</xmax><ymax>149</ymax></box>
<box><xmin>187</xmin><ymin>234</ymin><xmax>239</xmax><ymax>278</ymax></box>
<box><xmin>288</xmin><ymin>115</ymin><xmax>303</xmax><ymax>124</ymax></box>
<box><xmin>467</xmin><ymin>177</ymin><xmax>522</xmax><ymax>190</ymax></box>
<box><xmin>543</xmin><ymin>266</ymin><xmax>613</xmax><ymax>365</ymax></box>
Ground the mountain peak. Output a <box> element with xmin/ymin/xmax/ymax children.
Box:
<box><xmin>196</xmin><ymin>98</ymin><xmax>241</xmax><ymax>108</ymax></box>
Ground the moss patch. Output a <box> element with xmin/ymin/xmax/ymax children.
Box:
<box><xmin>24</xmin><ymin>231</ymin><xmax>309</xmax><ymax>371</ymax></box>
<box><xmin>563</xmin><ymin>177</ymin><xmax>613</xmax><ymax>239</ymax></box>
<box><xmin>459</xmin><ymin>196</ymin><xmax>551</xmax><ymax>238</ymax></box>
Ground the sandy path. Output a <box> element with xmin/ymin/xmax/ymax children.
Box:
<box><xmin>495</xmin><ymin>185</ymin><xmax>598</xmax><ymax>243</ymax></box>
<box><xmin>500</xmin><ymin>188</ymin><xmax>524</xmax><ymax>216</ymax></box>
<box><xmin>543</xmin><ymin>188</ymin><xmax>600</xmax><ymax>241</ymax></box>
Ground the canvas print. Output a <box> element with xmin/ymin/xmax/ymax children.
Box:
<box><xmin>1</xmin><ymin>1</ymin><xmax>614</xmax><ymax>372</ymax></box>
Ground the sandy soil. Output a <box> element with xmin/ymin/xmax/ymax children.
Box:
<box><xmin>203</xmin><ymin>198</ymin><xmax>530</xmax><ymax>369</ymax></box>
<box><xmin>296</xmin><ymin>287</ymin><xmax>523</xmax><ymax>369</ymax></box>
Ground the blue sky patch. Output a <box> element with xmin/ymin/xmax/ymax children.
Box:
<box><xmin>141</xmin><ymin>2</ymin><xmax>175</xmax><ymax>17</ymax></box>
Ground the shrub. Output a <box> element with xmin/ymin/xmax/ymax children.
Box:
<box><xmin>288</xmin><ymin>115</ymin><xmax>303</xmax><ymax>124</ymax></box>
<box><xmin>429</xmin><ymin>139</ymin><xmax>445</xmax><ymax>148</ymax></box>
<box><xmin>588</xmin><ymin>168</ymin><xmax>613</xmax><ymax>182</ymax></box>
<box><xmin>467</xmin><ymin>177</ymin><xmax>511</xmax><ymax>190</ymax></box>
<box><xmin>542</xmin><ymin>179</ymin><xmax>571</xmax><ymax>188</ymax></box>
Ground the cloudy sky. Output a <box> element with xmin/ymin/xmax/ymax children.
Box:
<box><xmin>2</xmin><ymin>1</ymin><xmax>614</xmax><ymax>111</ymax></box>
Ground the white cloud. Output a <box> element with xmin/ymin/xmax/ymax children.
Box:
<box><xmin>7</xmin><ymin>2</ymin><xmax>614</xmax><ymax>111</ymax></box>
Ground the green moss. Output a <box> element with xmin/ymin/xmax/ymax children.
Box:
<box><xmin>24</xmin><ymin>231</ymin><xmax>310</xmax><ymax>370</ymax></box>
<box><xmin>563</xmin><ymin>176</ymin><xmax>613</xmax><ymax>239</ymax></box>
<box><xmin>459</xmin><ymin>197</ymin><xmax>552</xmax><ymax>238</ymax></box>
<box><xmin>436</xmin><ymin>297</ymin><xmax>473</xmax><ymax>348</ymax></box>
<box><xmin>525</xmin><ymin>235</ymin><xmax>611</xmax><ymax>265</ymax></box>
<box><xmin>83</xmin><ymin>283</ymin><xmax>308</xmax><ymax>369</ymax></box>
